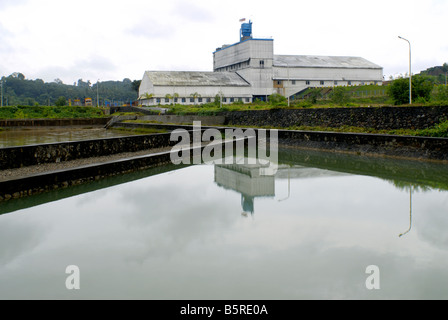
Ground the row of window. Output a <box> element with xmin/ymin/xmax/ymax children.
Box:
<box><xmin>275</xmin><ymin>80</ymin><xmax>380</xmax><ymax>86</ymax></box>
<box><xmin>215</xmin><ymin>60</ymin><xmax>251</xmax><ymax>72</ymax></box>
<box><xmin>148</xmin><ymin>97</ymin><xmax>252</xmax><ymax>104</ymax></box>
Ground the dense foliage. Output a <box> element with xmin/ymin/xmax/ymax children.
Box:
<box><xmin>0</xmin><ymin>73</ymin><xmax>140</xmax><ymax>106</ymax></box>
<box><xmin>0</xmin><ymin>106</ymin><xmax>106</xmax><ymax>119</ymax></box>
<box><xmin>387</xmin><ymin>75</ymin><xmax>435</xmax><ymax>105</ymax></box>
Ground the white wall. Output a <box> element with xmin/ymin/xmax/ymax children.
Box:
<box><xmin>213</xmin><ymin>39</ymin><xmax>274</xmax><ymax>70</ymax></box>
<box><xmin>140</xmin><ymin>83</ymin><xmax>253</xmax><ymax>106</ymax></box>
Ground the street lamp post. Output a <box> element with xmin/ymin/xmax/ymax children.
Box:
<box><xmin>97</xmin><ymin>79</ymin><xmax>100</xmax><ymax>107</ymax></box>
<box><xmin>398</xmin><ymin>36</ymin><xmax>412</xmax><ymax>104</ymax></box>
<box><xmin>0</xmin><ymin>79</ymin><xmax>3</xmax><ymax>108</ymax></box>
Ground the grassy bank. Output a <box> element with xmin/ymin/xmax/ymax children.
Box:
<box><xmin>0</xmin><ymin>106</ymin><xmax>106</xmax><ymax>119</ymax></box>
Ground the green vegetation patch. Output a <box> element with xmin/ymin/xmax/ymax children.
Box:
<box><xmin>225</xmin><ymin>119</ymin><xmax>448</xmax><ymax>138</ymax></box>
<box><xmin>0</xmin><ymin>106</ymin><xmax>106</xmax><ymax>119</ymax></box>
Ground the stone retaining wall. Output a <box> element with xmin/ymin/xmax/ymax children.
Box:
<box><xmin>111</xmin><ymin>122</ymin><xmax>448</xmax><ymax>161</ymax></box>
<box><xmin>0</xmin><ymin>133</ymin><xmax>177</xmax><ymax>170</ymax></box>
<box><xmin>223</xmin><ymin>106</ymin><xmax>448</xmax><ymax>130</ymax></box>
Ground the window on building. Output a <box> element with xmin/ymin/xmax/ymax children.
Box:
<box><xmin>174</xmin><ymin>98</ymin><xmax>178</xmax><ymax>103</ymax></box>
<box><xmin>348</xmin><ymin>81</ymin><xmax>352</xmax><ymax>86</ymax></box>
<box><xmin>277</xmin><ymin>80</ymin><xmax>282</xmax><ymax>86</ymax></box>
<box><xmin>320</xmin><ymin>81</ymin><xmax>325</xmax><ymax>85</ymax></box>
<box><xmin>260</xmin><ymin>60</ymin><xmax>265</xmax><ymax>68</ymax></box>
<box><xmin>245</xmin><ymin>98</ymin><xmax>250</xmax><ymax>103</ymax></box>
<box><xmin>223</xmin><ymin>98</ymin><xmax>227</xmax><ymax>103</ymax></box>
<box><xmin>334</xmin><ymin>81</ymin><xmax>338</xmax><ymax>85</ymax></box>
<box><xmin>156</xmin><ymin>98</ymin><xmax>161</xmax><ymax>103</ymax></box>
<box><xmin>206</xmin><ymin>98</ymin><xmax>211</xmax><ymax>103</ymax></box>
<box><xmin>190</xmin><ymin>98</ymin><xmax>195</xmax><ymax>103</ymax></box>
<box><xmin>306</xmin><ymin>81</ymin><xmax>310</xmax><ymax>85</ymax></box>
<box><xmin>198</xmin><ymin>98</ymin><xmax>203</xmax><ymax>103</ymax></box>
<box><xmin>292</xmin><ymin>80</ymin><xmax>296</xmax><ymax>85</ymax></box>
<box><xmin>165</xmin><ymin>98</ymin><xmax>169</xmax><ymax>103</ymax></box>
<box><xmin>230</xmin><ymin>98</ymin><xmax>234</xmax><ymax>103</ymax></box>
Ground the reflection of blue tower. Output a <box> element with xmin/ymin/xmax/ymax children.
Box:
<box><xmin>240</xmin><ymin>20</ymin><xmax>253</xmax><ymax>41</ymax></box>
<box><xmin>241</xmin><ymin>194</ymin><xmax>255</xmax><ymax>215</ymax></box>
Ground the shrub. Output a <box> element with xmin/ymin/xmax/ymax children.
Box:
<box><xmin>330</xmin><ymin>87</ymin><xmax>349</xmax><ymax>105</ymax></box>
<box><xmin>55</xmin><ymin>96</ymin><xmax>67</xmax><ymax>107</ymax></box>
<box><xmin>387</xmin><ymin>76</ymin><xmax>435</xmax><ymax>105</ymax></box>
<box><xmin>268</xmin><ymin>93</ymin><xmax>287</xmax><ymax>106</ymax></box>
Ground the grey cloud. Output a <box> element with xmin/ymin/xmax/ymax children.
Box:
<box><xmin>0</xmin><ymin>219</ymin><xmax>47</xmax><ymax>266</ymax></box>
<box><xmin>172</xmin><ymin>1</ymin><xmax>215</xmax><ymax>23</ymax></box>
<box><xmin>127</xmin><ymin>19</ymin><xmax>176</xmax><ymax>40</ymax></box>
<box><xmin>36</xmin><ymin>55</ymin><xmax>118</xmax><ymax>83</ymax></box>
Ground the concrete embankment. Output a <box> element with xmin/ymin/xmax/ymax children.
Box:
<box><xmin>1</xmin><ymin>118</ymin><xmax>447</xmax><ymax>202</ymax></box>
<box><xmin>112</xmin><ymin>122</ymin><xmax>448</xmax><ymax>162</ymax></box>
<box><xmin>0</xmin><ymin>129</ymin><xmax>249</xmax><ymax>202</ymax></box>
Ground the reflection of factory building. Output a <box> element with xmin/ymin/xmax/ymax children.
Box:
<box><xmin>139</xmin><ymin>20</ymin><xmax>383</xmax><ymax>106</ymax></box>
<box><xmin>214</xmin><ymin>164</ymin><xmax>275</xmax><ymax>215</ymax></box>
<box><xmin>214</xmin><ymin>163</ymin><xmax>348</xmax><ymax>215</ymax></box>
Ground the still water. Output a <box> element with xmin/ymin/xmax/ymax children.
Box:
<box><xmin>0</xmin><ymin>127</ymin><xmax>137</xmax><ymax>147</ymax></box>
<box><xmin>0</xmin><ymin>148</ymin><xmax>447</xmax><ymax>300</ymax></box>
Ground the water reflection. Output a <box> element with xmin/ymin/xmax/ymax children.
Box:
<box><xmin>1</xmin><ymin>148</ymin><xmax>448</xmax><ymax>299</ymax></box>
<box><xmin>399</xmin><ymin>186</ymin><xmax>413</xmax><ymax>238</ymax></box>
<box><xmin>0</xmin><ymin>127</ymin><xmax>139</xmax><ymax>147</ymax></box>
<box><xmin>214</xmin><ymin>163</ymin><xmax>275</xmax><ymax>216</ymax></box>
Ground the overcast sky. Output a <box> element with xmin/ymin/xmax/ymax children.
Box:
<box><xmin>0</xmin><ymin>0</ymin><xmax>447</xmax><ymax>84</ymax></box>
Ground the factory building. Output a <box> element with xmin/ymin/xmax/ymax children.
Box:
<box><xmin>139</xmin><ymin>21</ymin><xmax>383</xmax><ymax>106</ymax></box>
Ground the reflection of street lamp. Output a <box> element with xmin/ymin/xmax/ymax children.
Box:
<box><xmin>398</xmin><ymin>36</ymin><xmax>412</xmax><ymax>104</ymax></box>
<box><xmin>399</xmin><ymin>186</ymin><xmax>413</xmax><ymax>238</ymax></box>
<box><xmin>278</xmin><ymin>166</ymin><xmax>291</xmax><ymax>202</ymax></box>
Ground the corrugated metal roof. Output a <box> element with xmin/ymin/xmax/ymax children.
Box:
<box><xmin>144</xmin><ymin>71</ymin><xmax>250</xmax><ymax>87</ymax></box>
<box><xmin>274</xmin><ymin>55</ymin><xmax>382</xmax><ymax>69</ymax></box>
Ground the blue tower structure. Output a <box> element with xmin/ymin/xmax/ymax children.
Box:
<box><xmin>240</xmin><ymin>20</ymin><xmax>252</xmax><ymax>41</ymax></box>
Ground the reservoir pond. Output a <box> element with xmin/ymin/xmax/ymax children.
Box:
<box><xmin>0</xmin><ymin>148</ymin><xmax>447</xmax><ymax>299</ymax></box>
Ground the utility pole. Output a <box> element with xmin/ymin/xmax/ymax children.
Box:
<box><xmin>0</xmin><ymin>79</ymin><xmax>3</xmax><ymax>107</ymax></box>
<box><xmin>97</xmin><ymin>79</ymin><xmax>100</xmax><ymax>107</ymax></box>
<box><xmin>398</xmin><ymin>36</ymin><xmax>412</xmax><ymax>104</ymax></box>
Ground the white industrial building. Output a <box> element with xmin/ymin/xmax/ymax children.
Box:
<box><xmin>139</xmin><ymin>21</ymin><xmax>383</xmax><ymax>106</ymax></box>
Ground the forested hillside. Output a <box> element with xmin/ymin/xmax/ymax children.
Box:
<box><xmin>0</xmin><ymin>73</ymin><xmax>141</xmax><ymax>106</ymax></box>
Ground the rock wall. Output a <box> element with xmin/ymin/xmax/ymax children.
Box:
<box><xmin>223</xmin><ymin>106</ymin><xmax>448</xmax><ymax>130</ymax></box>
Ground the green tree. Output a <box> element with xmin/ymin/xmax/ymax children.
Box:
<box><xmin>413</xmin><ymin>76</ymin><xmax>434</xmax><ymax>103</ymax></box>
<box><xmin>387</xmin><ymin>76</ymin><xmax>434</xmax><ymax>105</ymax></box>
<box><xmin>132</xmin><ymin>80</ymin><xmax>141</xmax><ymax>93</ymax></box>
<box><xmin>190</xmin><ymin>92</ymin><xmax>201</xmax><ymax>105</ymax></box>
<box><xmin>268</xmin><ymin>93</ymin><xmax>287</xmax><ymax>106</ymax></box>
<box><xmin>55</xmin><ymin>96</ymin><xmax>67</xmax><ymax>107</ymax></box>
<box><xmin>434</xmin><ymin>85</ymin><xmax>448</xmax><ymax>102</ymax></box>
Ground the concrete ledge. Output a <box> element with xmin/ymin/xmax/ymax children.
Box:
<box><xmin>0</xmin><ymin>132</ymin><xmax>177</xmax><ymax>170</ymax></box>
<box><xmin>0</xmin><ymin>138</ymin><xmax>248</xmax><ymax>202</ymax></box>
<box><xmin>0</xmin><ymin>118</ymin><xmax>110</xmax><ymax>127</ymax></box>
